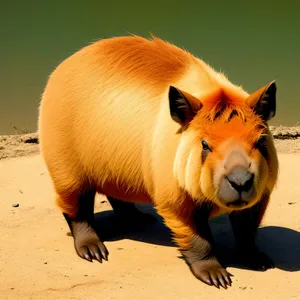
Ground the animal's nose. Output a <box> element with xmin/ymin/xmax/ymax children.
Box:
<box><xmin>226</xmin><ymin>167</ymin><xmax>254</xmax><ymax>193</ymax></box>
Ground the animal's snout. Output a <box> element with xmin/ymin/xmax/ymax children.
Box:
<box><xmin>226</xmin><ymin>167</ymin><xmax>254</xmax><ymax>194</ymax></box>
<box><xmin>218</xmin><ymin>162</ymin><xmax>257</xmax><ymax>208</ymax></box>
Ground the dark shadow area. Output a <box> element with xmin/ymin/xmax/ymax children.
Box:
<box><xmin>210</xmin><ymin>214</ymin><xmax>300</xmax><ymax>272</ymax></box>
<box><xmin>93</xmin><ymin>203</ymin><xmax>175</xmax><ymax>247</ymax></box>
<box><xmin>69</xmin><ymin>203</ymin><xmax>300</xmax><ymax>273</ymax></box>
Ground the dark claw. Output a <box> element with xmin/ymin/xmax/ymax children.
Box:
<box><xmin>205</xmin><ymin>278</ymin><xmax>212</xmax><ymax>285</ymax></box>
<box><xmin>94</xmin><ymin>250</ymin><xmax>102</xmax><ymax>263</ymax></box>
<box><xmin>219</xmin><ymin>276</ymin><xmax>227</xmax><ymax>289</ymax></box>
<box><xmin>89</xmin><ymin>244</ymin><xmax>103</xmax><ymax>263</ymax></box>
<box><xmin>100</xmin><ymin>246</ymin><xmax>109</xmax><ymax>261</ymax></box>
<box><xmin>210</xmin><ymin>272</ymin><xmax>219</xmax><ymax>289</ymax></box>
<box><xmin>212</xmin><ymin>279</ymin><xmax>220</xmax><ymax>289</ymax></box>
<box><xmin>83</xmin><ymin>253</ymin><xmax>92</xmax><ymax>262</ymax></box>
<box><xmin>78</xmin><ymin>246</ymin><xmax>91</xmax><ymax>262</ymax></box>
<box><xmin>221</xmin><ymin>269</ymin><xmax>232</xmax><ymax>286</ymax></box>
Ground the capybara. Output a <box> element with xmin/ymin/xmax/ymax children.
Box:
<box><xmin>38</xmin><ymin>35</ymin><xmax>278</xmax><ymax>289</ymax></box>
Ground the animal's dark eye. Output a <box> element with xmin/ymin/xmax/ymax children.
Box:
<box><xmin>202</xmin><ymin>140</ymin><xmax>211</xmax><ymax>151</ymax></box>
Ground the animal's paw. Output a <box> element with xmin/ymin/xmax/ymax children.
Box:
<box><xmin>74</xmin><ymin>227</ymin><xmax>109</xmax><ymax>263</ymax></box>
<box><xmin>190</xmin><ymin>259</ymin><xmax>233</xmax><ymax>289</ymax></box>
<box><xmin>241</xmin><ymin>249</ymin><xmax>274</xmax><ymax>271</ymax></box>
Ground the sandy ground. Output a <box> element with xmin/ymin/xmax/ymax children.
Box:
<box><xmin>0</xmin><ymin>132</ymin><xmax>300</xmax><ymax>300</ymax></box>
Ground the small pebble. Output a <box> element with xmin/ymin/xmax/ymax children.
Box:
<box><xmin>44</xmin><ymin>262</ymin><xmax>48</xmax><ymax>264</ymax></box>
<box><xmin>12</xmin><ymin>203</ymin><xmax>19</xmax><ymax>208</ymax></box>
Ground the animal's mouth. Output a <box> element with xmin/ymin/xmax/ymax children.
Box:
<box><xmin>226</xmin><ymin>199</ymin><xmax>248</xmax><ymax>208</ymax></box>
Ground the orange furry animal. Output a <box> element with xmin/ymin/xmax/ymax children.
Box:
<box><xmin>38</xmin><ymin>35</ymin><xmax>279</xmax><ymax>289</ymax></box>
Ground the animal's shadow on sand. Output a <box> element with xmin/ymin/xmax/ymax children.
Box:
<box><xmin>89</xmin><ymin>203</ymin><xmax>300</xmax><ymax>272</ymax></box>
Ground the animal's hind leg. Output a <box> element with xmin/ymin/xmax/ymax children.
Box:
<box><xmin>60</xmin><ymin>190</ymin><xmax>109</xmax><ymax>263</ymax></box>
<box><xmin>107</xmin><ymin>197</ymin><xmax>157</xmax><ymax>228</ymax></box>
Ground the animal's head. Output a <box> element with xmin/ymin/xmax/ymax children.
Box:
<box><xmin>169</xmin><ymin>81</ymin><xmax>278</xmax><ymax>211</ymax></box>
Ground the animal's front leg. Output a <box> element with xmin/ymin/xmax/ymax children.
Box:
<box><xmin>182</xmin><ymin>224</ymin><xmax>233</xmax><ymax>289</ymax></box>
<box><xmin>156</xmin><ymin>202</ymin><xmax>232</xmax><ymax>289</ymax></box>
<box><xmin>229</xmin><ymin>193</ymin><xmax>274</xmax><ymax>271</ymax></box>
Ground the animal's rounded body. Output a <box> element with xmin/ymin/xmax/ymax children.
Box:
<box><xmin>38</xmin><ymin>35</ymin><xmax>279</xmax><ymax>289</ymax></box>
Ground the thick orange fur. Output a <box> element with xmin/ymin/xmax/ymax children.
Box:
<box><xmin>38</xmin><ymin>35</ymin><xmax>278</xmax><ymax>251</ymax></box>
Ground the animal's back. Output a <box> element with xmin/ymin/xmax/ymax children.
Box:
<box><xmin>38</xmin><ymin>35</ymin><xmax>235</xmax><ymax>203</ymax></box>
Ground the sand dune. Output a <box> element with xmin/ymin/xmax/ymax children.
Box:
<box><xmin>0</xmin><ymin>144</ymin><xmax>300</xmax><ymax>299</ymax></box>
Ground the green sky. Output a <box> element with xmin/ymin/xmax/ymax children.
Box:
<box><xmin>0</xmin><ymin>0</ymin><xmax>299</xmax><ymax>134</ymax></box>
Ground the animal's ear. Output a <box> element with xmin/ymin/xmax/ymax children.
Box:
<box><xmin>169</xmin><ymin>86</ymin><xmax>202</xmax><ymax>125</ymax></box>
<box><xmin>246</xmin><ymin>81</ymin><xmax>277</xmax><ymax>121</ymax></box>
